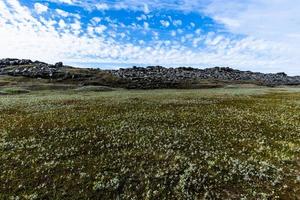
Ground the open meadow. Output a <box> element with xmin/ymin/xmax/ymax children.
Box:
<box><xmin>0</xmin><ymin>87</ymin><xmax>300</xmax><ymax>199</ymax></box>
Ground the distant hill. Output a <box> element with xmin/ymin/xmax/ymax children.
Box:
<box><xmin>0</xmin><ymin>58</ymin><xmax>299</xmax><ymax>89</ymax></box>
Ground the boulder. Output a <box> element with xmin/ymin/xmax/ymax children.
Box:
<box><xmin>55</xmin><ymin>62</ymin><xmax>63</xmax><ymax>68</ymax></box>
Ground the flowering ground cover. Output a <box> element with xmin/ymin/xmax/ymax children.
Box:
<box><xmin>0</xmin><ymin>88</ymin><xmax>299</xmax><ymax>199</ymax></box>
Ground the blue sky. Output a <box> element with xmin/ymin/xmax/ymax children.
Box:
<box><xmin>0</xmin><ymin>0</ymin><xmax>300</xmax><ymax>74</ymax></box>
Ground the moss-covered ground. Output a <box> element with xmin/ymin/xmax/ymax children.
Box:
<box><xmin>0</xmin><ymin>88</ymin><xmax>299</xmax><ymax>199</ymax></box>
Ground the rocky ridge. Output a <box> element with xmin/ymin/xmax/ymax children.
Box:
<box><xmin>0</xmin><ymin>58</ymin><xmax>76</xmax><ymax>79</ymax></box>
<box><xmin>109</xmin><ymin>66</ymin><xmax>300</xmax><ymax>88</ymax></box>
<box><xmin>1</xmin><ymin>58</ymin><xmax>300</xmax><ymax>89</ymax></box>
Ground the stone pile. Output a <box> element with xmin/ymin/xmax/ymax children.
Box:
<box><xmin>0</xmin><ymin>58</ymin><xmax>65</xmax><ymax>79</ymax></box>
<box><xmin>0</xmin><ymin>58</ymin><xmax>33</xmax><ymax>66</ymax></box>
<box><xmin>109</xmin><ymin>66</ymin><xmax>300</xmax><ymax>87</ymax></box>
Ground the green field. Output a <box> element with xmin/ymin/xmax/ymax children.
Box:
<box><xmin>0</xmin><ymin>87</ymin><xmax>300</xmax><ymax>199</ymax></box>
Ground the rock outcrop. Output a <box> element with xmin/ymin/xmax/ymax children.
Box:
<box><xmin>0</xmin><ymin>58</ymin><xmax>118</xmax><ymax>87</ymax></box>
<box><xmin>108</xmin><ymin>66</ymin><xmax>300</xmax><ymax>88</ymax></box>
<box><xmin>0</xmin><ymin>58</ymin><xmax>62</xmax><ymax>78</ymax></box>
<box><xmin>1</xmin><ymin>58</ymin><xmax>300</xmax><ymax>89</ymax></box>
<box><xmin>0</xmin><ymin>58</ymin><xmax>95</xmax><ymax>80</ymax></box>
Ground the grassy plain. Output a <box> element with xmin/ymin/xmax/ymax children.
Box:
<box><xmin>0</xmin><ymin>86</ymin><xmax>300</xmax><ymax>199</ymax></box>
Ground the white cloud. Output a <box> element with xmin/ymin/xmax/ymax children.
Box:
<box><xmin>58</xmin><ymin>19</ymin><xmax>66</xmax><ymax>28</ymax></box>
<box><xmin>120</xmin><ymin>32</ymin><xmax>126</xmax><ymax>38</ymax></box>
<box><xmin>138</xmin><ymin>40</ymin><xmax>145</xmax><ymax>45</ymax></box>
<box><xmin>34</xmin><ymin>3</ymin><xmax>48</xmax><ymax>14</ymax></box>
<box><xmin>143</xmin><ymin>22</ymin><xmax>149</xmax><ymax>30</ymax></box>
<box><xmin>55</xmin><ymin>8</ymin><xmax>80</xmax><ymax>19</ymax></box>
<box><xmin>71</xmin><ymin>20</ymin><xmax>81</xmax><ymax>30</ymax></box>
<box><xmin>202</xmin><ymin>0</ymin><xmax>300</xmax><ymax>74</ymax></box>
<box><xmin>205</xmin><ymin>35</ymin><xmax>224</xmax><ymax>46</ymax></box>
<box><xmin>95</xmin><ymin>25</ymin><xmax>107</xmax><ymax>34</ymax></box>
<box><xmin>152</xmin><ymin>31</ymin><xmax>159</xmax><ymax>40</ymax></box>
<box><xmin>173</xmin><ymin>20</ymin><xmax>182</xmax><ymax>27</ymax></box>
<box><xmin>214</xmin><ymin>16</ymin><xmax>240</xmax><ymax>28</ymax></box>
<box><xmin>55</xmin><ymin>9</ymin><xmax>69</xmax><ymax>17</ymax></box>
<box><xmin>136</xmin><ymin>14</ymin><xmax>147</xmax><ymax>21</ymax></box>
<box><xmin>143</xmin><ymin>4</ymin><xmax>150</xmax><ymax>14</ymax></box>
<box><xmin>57</xmin><ymin>0</ymin><xmax>74</xmax><ymax>4</ymax></box>
<box><xmin>160</xmin><ymin>20</ymin><xmax>170</xmax><ymax>28</ymax></box>
<box><xmin>114</xmin><ymin>2</ymin><xmax>128</xmax><ymax>10</ymax></box>
<box><xmin>177</xmin><ymin>29</ymin><xmax>184</xmax><ymax>34</ymax></box>
<box><xmin>171</xmin><ymin>30</ymin><xmax>176</xmax><ymax>37</ymax></box>
<box><xmin>95</xmin><ymin>3</ymin><xmax>109</xmax><ymax>10</ymax></box>
<box><xmin>195</xmin><ymin>29</ymin><xmax>202</xmax><ymax>35</ymax></box>
<box><xmin>192</xmin><ymin>37</ymin><xmax>202</xmax><ymax>47</ymax></box>
<box><xmin>205</xmin><ymin>0</ymin><xmax>300</xmax><ymax>44</ymax></box>
<box><xmin>90</xmin><ymin>17</ymin><xmax>101</xmax><ymax>25</ymax></box>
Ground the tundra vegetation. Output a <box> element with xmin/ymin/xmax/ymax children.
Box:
<box><xmin>0</xmin><ymin>86</ymin><xmax>300</xmax><ymax>199</ymax></box>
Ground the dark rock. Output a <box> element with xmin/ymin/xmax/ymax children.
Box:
<box><xmin>0</xmin><ymin>58</ymin><xmax>32</xmax><ymax>66</ymax></box>
<box><xmin>55</xmin><ymin>62</ymin><xmax>63</xmax><ymax>68</ymax></box>
<box><xmin>276</xmin><ymin>72</ymin><xmax>287</xmax><ymax>77</ymax></box>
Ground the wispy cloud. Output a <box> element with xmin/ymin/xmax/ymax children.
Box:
<box><xmin>34</xmin><ymin>3</ymin><xmax>48</xmax><ymax>14</ymax></box>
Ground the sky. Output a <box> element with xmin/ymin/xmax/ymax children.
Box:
<box><xmin>0</xmin><ymin>0</ymin><xmax>299</xmax><ymax>75</ymax></box>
